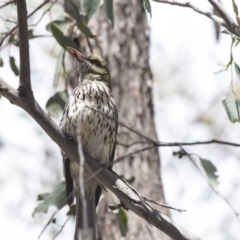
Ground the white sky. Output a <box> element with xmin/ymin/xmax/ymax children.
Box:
<box><xmin>0</xmin><ymin>0</ymin><xmax>240</xmax><ymax>239</ymax></box>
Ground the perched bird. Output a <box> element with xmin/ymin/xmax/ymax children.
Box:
<box><xmin>59</xmin><ymin>47</ymin><xmax>118</xmax><ymax>240</ymax></box>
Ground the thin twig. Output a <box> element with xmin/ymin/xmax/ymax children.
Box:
<box><xmin>143</xmin><ymin>197</ymin><xmax>186</xmax><ymax>213</ymax></box>
<box><xmin>0</xmin><ymin>0</ymin><xmax>53</xmax><ymax>47</ymax></box>
<box><xmin>117</xmin><ymin>140</ymin><xmax>151</xmax><ymax>148</ymax></box>
<box><xmin>29</xmin><ymin>0</ymin><xmax>57</xmax><ymax>27</ymax></box>
<box><xmin>153</xmin><ymin>0</ymin><xmax>240</xmax><ymax>37</ymax></box>
<box><xmin>152</xmin><ymin>0</ymin><xmax>226</xmax><ymax>27</ymax></box>
<box><xmin>86</xmin><ymin>106</ymin><xmax>240</xmax><ymax>148</ymax></box>
<box><xmin>84</xmin><ymin>145</ymin><xmax>157</xmax><ymax>184</ymax></box>
<box><xmin>0</xmin><ymin>1</ymin><xmax>14</xmax><ymax>9</ymax></box>
<box><xmin>38</xmin><ymin>208</ymin><xmax>60</xmax><ymax>239</ymax></box>
<box><xmin>52</xmin><ymin>217</ymin><xmax>71</xmax><ymax>240</ymax></box>
<box><xmin>27</xmin><ymin>0</ymin><xmax>50</xmax><ymax>19</ymax></box>
<box><xmin>86</xmin><ymin>106</ymin><xmax>158</xmax><ymax>144</ymax></box>
<box><xmin>178</xmin><ymin>148</ymin><xmax>240</xmax><ymax>224</ymax></box>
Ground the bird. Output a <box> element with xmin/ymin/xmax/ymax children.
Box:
<box><xmin>59</xmin><ymin>47</ymin><xmax>118</xmax><ymax>240</ymax></box>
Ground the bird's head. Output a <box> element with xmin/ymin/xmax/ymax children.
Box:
<box><xmin>67</xmin><ymin>47</ymin><xmax>111</xmax><ymax>89</ymax></box>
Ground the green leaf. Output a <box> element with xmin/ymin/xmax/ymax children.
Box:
<box><xmin>46</xmin><ymin>20</ymin><xmax>72</xmax><ymax>34</ymax></box>
<box><xmin>143</xmin><ymin>0</ymin><xmax>152</xmax><ymax>17</ymax></box>
<box><xmin>83</xmin><ymin>0</ymin><xmax>101</xmax><ymax>23</ymax></box>
<box><xmin>71</xmin><ymin>2</ymin><xmax>95</xmax><ymax>37</ymax></box>
<box><xmin>120</xmin><ymin>175</ymin><xmax>135</xmax><ymax>184</ymax></box>
<box><xmin>104</xmin><ymin>0</ymin><xmax>114</xmax><ymax>26</ymax></box>
<box><xmin>53</xmin><ymin>49</ymin><xmax>64</xmax><ymax>88</ymax></box>
<box><xmin>28</xmin><ymin>29</ymin><xmax>34</xmax><ymax>39</ymax></box>
<box><xmin>8</xmin><ymin>33</ymin><xmax>19</xmax><ymax>46</ymax></box>
<box><xmin>117</xmin><ymin>208</ymin><xmax>128</xmax><ymax>237</ymax></box>
<box><xmin>32</xmin><ymin>182</ymin><xmax>67</xmax><ymax>217</ymax></box>
<box><xmin>50</xmin><ymin>24</ymin><xmax>79</xmax><ymax>50</ymax></box>
<box><xmin>46</xmin><ymin>91</ymin><xmax>69</xmax><ymax>118</ymax></box>
<box><xmin>221</xmin><ymin>29</ymin><xmax>231</xmax><ymax>35</ymax></box>
<box><xmin>200</xmin><ymin>159</ymin><xmax>219</xmax><ymax>190</ymax></box>
<box><xmin>10</xmin><ymin>56</ymin><xmax>19</xmax><ymax>76</ymax></box>
<box><xmin>67</xmin><ymin>204</ymin><xmax>76</xmax><ymax>216</ymax></box>
<box><xmin>232</xmin><ymin>0</ymin><xmax>239</xmax><ymax>17</ymax></box>
<box><xmin>222</xmin><ymin>91</ymin><xmax>240</xmax><ymax>123</ymax></box>
<box><xmin>235</xmin><ymin>63</ymin><xmax>240</xmax><ymax>80</ymax></box>
<box><xmin>0</xmin><ymin>58</ymin><xmax>3</xmax><ymax>67</ymax></box>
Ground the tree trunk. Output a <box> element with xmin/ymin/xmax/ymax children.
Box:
<box><xmin>65</xmin><ymin>0</ymin><xmax>170</xmax><ymax>239</ymax></box>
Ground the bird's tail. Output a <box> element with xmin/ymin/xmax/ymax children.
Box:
<box><xmin>74</xmin><ymin>186</ymin><xmax>102</xmax><ymax>240</ymax></box>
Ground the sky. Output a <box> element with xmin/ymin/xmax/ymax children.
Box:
<box><xmin>0</xmin><ymin>1</ymin><xmax>240</xmax><ymax>240</ymax></box>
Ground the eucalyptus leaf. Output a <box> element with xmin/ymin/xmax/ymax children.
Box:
<box><xmin>46</xmin><ymin>91</ymin><xmax>69</xmax><ymax>118</ymax></box>
<box><xmin>143</xmin><ymin>0</ymin><xmax>152</xmax><ymax>17</ymax></box>
<box><xmin>46</xmin><ymin>20</ymin><xmax>72</xmax><ymax>34</ymax></box>
<box><xmin>232</xmin><ymin>0</ymin><xmax>239</xmax><ymax>17</ymax></box>
<box><xmin>104</xmin><ymin>0</ymin><xmax>114</xmax><ymax>26</ymax></box>
<box><xmin>50</xmin><ymin>24</ymin><xmax>79</xmax><ymax>50</ymax></box>
<box><xmin>117</xmin><ymin>208</ymin><xmax>128</xmax><ymax>237</ymax></box>
<box><xmin>67</xmin><ymin>204</ymin><xmax>76</xmax><ymax>216</ymax></box>
<box><xmin>0</xmin><ymin>58</ymin><xmax>3</xmax><ymax>67</ymax></box>
<box><xmin>53</xmin><ymin>49</ymin><xmax>64</xmax><ymax>88</ymax></box>
<box><xmin>222</xmin><ymin>91</ymin><xmax>240</xmax><ymax>123</ymax></box>
<box><xmin>32</xmin><ymin>182</ymin><xmax>67</xmax><ymax>217</ymax></box>
<box><xmin>28</xmin><ymin>29</ymin><xmax>34</xmax><ymax>39</ymax></box>
<box><xmin>200</xmin><ymin>158</ymin><xmax>219</xmax><ymax>190</ymax></box>
<box><xmin>221</xmin><ymin>29</ymin><xmax>232</xmax><ymax>35</ymax></box>
<box><xmin>120</xmin><ymin>175</ymin><xmax>135</xmax><ymax>184</ymax></box>
<box><xmin>71</xmin><ymin>2</ymin><xmax>95</xmax><ymax>37</ymax></box>
<box><xmin>10</xmin><ymin>56</ymin><xmax>19</xmax><ymax>76</ymax></box>
<box><xmin>235</xmin><ymin>63</ymin><xmax>240</xmax><ymax>80</ymax></box>
<box><xmin>83</xmin><ymin>0</ymin><xmax>101</xmax><ymax>23</ymax></box>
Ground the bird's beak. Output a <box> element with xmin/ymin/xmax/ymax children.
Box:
<box><xmin>67</xmin><ymin>47</ymin><xmax>86</xmax><ymax>62</ymax></box>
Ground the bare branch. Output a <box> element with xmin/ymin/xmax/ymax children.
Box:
<box><xmin>153</xmin><ymin>0</ymin><xmax>240</xmax><ymax>37</ymax></box>
<box><xmin>16</xmin><ymin>0</ymin><xmax>32</xmax><ymax>96</ymax></box>
<box><xmin>157</xmin><ymin>139</ymin><xmax>240</xmax><ymax>147</ymax></box>
<box><xmin>0</xmin><ymin>0</ymin><xmax>54</xmax><ymax>47</ymax></box>
<box><xmin>0</xmin><ymin>77</ymin><xmax>200</xmax><ymax>240</ymax></box>
<box><xmin>52</xmin><ymin>217</ymin><xmax>71</xmax><ymax>240</ymax></box>
<box><xmin>87</xmin><ymin>107</ymin><xmax>240</xmax><ymax>149</ymax></box>
<box><xmin>180</xmin><ymin>148</ymin><xmax>240</xmax><ymax>224</ymax></box>
<box><xmin>27</xmin><ymin>0</ymin><xmax>51</xmax><ymax>19</ymax></box>
<box><xmin>0</xmin><ymin>1</ymin><xmax>14</xmax><ymax>9</ymax></box>
<box><xmin>208</xmin><ymin>0</ymin><xmax>238</xmax><ymax>30</ymax></box>
<box><xmin>152</xmin><ymin>0</ymin><xmax>226</xmax><ymax>27</ymax></box>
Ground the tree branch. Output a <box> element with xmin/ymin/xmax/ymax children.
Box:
<box><xmin>0</xmin><ymin>1</ymin><xmax>14</xmax><ymax>9</ymax></box>
<box><xmin>153</xmin><ymin>0</ymin><xmax>240</xmax><ymax>37</ymax></box>
<box><xmin>0</xmin><ymin>1</ymin><xmax>204</xmax><ymax>239</ymax></box>
<box><xmin>0</xmin><ymin>77</ymin><xmax>201</xmax><ymax>240</ymax></box>
<box><xmin>16</xmin><ymin>0</ymin><xmax>32</xmax><ymax>97</ymax></box>
<box><xmin>0</xmin><ymin>0</ymin><xmax>52</xmax><ymax>48</ymax></box>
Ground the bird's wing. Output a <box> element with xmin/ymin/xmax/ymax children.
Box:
<box><xmin>63</xmin><ymin>152</ymin><xmax>74</xmax><ymax>205</ymax></box>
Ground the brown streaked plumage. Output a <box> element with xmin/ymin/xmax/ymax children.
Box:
<box><xmin>59</xmin><ymin>47</ymin><xmax>118</xmax><ymax>240</ymax></box>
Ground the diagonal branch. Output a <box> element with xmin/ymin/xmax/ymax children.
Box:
<box><xmin>208</xmin><ymin>0</ymin><xmax>238</xmax><ymax>30</ymax></box>
<box><xmin>0</xmin><ymin>77</ymin><xmax>201</xmax><ymax>240</ymax></box>
<box><xmin>0</xmin><ymin>1</ymin><xmax>202</xmax><ymax>239</ymax></box>
<box><xmin>153</xmin><ymin>0</ymin><xmax>240</xmax><ymax>37</ymax></box>
<box><xmin>0</xmin><ymin>1</ymin><xmax>14</xmax><ymax>9</ymax></box>
<box><xmin>152</xmin><ymin>0</ymin><xmax>226</xmax><ymax>27</ymax></box>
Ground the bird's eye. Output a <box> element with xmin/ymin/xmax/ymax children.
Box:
<box><xmin>92</xmin><ymin>59</ymin><xmax>101</xmax><ymax>67</ymax></box>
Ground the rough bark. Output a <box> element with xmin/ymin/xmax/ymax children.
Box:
<box><xmin>91</xmin><ymin>2</ymin><xmax>170</xmax><ymax>239</ymax></box>
<box><xmin>64</xmin><ymin>0</ymin><xmax>170</xmax><ymax>239</ymax></box>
